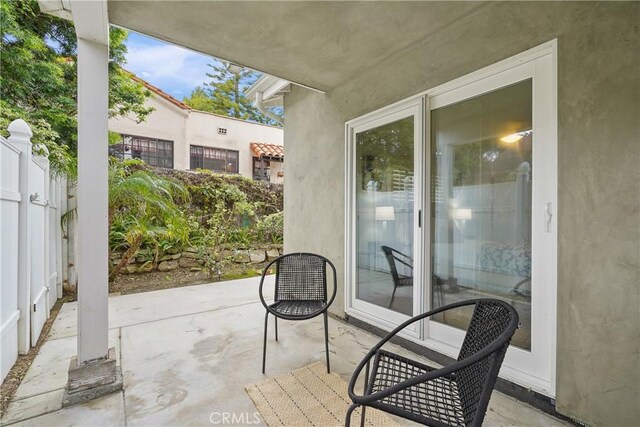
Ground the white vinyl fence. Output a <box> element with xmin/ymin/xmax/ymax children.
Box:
<box><xmin>1</xmin><ymin>119</ymin><xmax>71</xmax><ymax>382</ymax></box>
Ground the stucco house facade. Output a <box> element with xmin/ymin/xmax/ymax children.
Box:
<box><xmin>37</xmin><ymin>2</ymin><xmax>638</xmax><ymax>426</ymax></box>
<box><xmin>108</xmin><ymin>76</ymin><xmax>285</xmax><ymax>183</ymax></box>
<box><xmin>264</xmin><ymin>6</ymin><xmax>639</xmax><ymax>425</ymax></box>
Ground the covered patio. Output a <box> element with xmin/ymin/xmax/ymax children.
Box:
<box><xmin>22</xmin><ymin>1</ymin><xmax>640</xmax><ymax>426</ymax></box>
<box><xmin>1</xmin><ymin>277</ymin><xmax>566</xmax><ymax>426</ymax></box>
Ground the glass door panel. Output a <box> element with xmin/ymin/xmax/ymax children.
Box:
<box><xmin>355</xmin><ymin>117</ymin><xmax>415</xmax><ymax>316</ymax></box>
<box><xmin>430</xmin><ymin>79</ymin><xmax>533</xmax><ymax>350</ymax></box>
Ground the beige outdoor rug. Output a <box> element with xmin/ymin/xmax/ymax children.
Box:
<box><xmin>245</xmin><ymin>362</ymin><xmax>398</xmax><ymax>427</ymax></box>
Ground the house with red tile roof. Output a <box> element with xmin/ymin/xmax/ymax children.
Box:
<box><xmin>108</xmin><ymin>74</ymin><xmax>284</xmax><ymax>183</ymax></box>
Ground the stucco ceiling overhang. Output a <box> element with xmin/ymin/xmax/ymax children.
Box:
<box><xmin>106</xmin><ymin>1</ymin><xmax>485</xmax><ymax>93</ymax></box>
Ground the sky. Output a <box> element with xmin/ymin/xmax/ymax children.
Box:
<box><xmin>123</xmin><ymin>31</ymin><xmax>222</xmax><ymax>100</ymax></box>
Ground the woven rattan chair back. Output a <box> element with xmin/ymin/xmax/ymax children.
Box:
<box><xmin>381</xmin><ymin>245</ymin><xmax>412</xmax><ymax>284</ymax></box>
<box><xmin>260</xmin><ymin>253</ymin><xmax>337</xmax><ymax>374</ymax></box>
<box><xmin>274</xmin><ymin>253</ymin><xmax>327</xmax><ymax>302</ymax></box>
<box><xmin>455</xmin><ymin>300</ymin><xmax>516</xmax><ymax>425</ymax></box>
<box><xmin>345</xmin><ymin>299</ymin><xmax>519</xmax><ymax>427</ymax></box>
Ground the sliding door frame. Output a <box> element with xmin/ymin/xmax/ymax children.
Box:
<box><xmin>344</xmin><ymin>39</ymin><xmax>557</xmax><ymax>396</ymax></box>
<box><xmin>345</xmin><ymin>97</ymin><xmax>424</xmax><ymax>339</ymax></box>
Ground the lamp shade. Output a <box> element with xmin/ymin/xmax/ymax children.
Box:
<box><xmin>375</xmin><ymin>206</ymin><xmax>395</xmax><ymax>221</ymax></box>
<box><xmin>453</xmin><ymin>208</ymin><xmax>472</xmax><ymax>220</ymax></box>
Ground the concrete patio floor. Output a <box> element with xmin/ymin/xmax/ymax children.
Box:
<box><xmin>1</xmin><ymin>277</ymin><xmax>568</xmax><ymax>426</ymax></box>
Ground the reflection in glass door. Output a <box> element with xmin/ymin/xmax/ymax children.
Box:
<box><xmin>355</xmin><ymin>116</ymin><xmax>415</xmax><ymax>316</ymax></box>
<box><xmin>430</xmin><ymin>80</ymin><xmax>533</xmax><ymax>350</ymax></box>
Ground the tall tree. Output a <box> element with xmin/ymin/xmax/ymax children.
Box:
<box><xmin>0</xmin><ymin>0</ymin><xmax>153</xmax><ymax>170</ymax></box>
<box><xmin>182</xmin><ymin>86</ymin><xmax>215</xmax><ymax>112</ymax></box>
<box><xmin>183</xmin><ymin>63</ymin><xmax>277</xmax><ymax>125</ymax></box>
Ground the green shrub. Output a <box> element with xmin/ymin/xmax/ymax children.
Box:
<box><xmin>108</xmin><ymin>162</ymin><xmax>284</xmax><ymax>279</ymax></box>
<box><xmin>255</xmin><ymin>212</ymin><xmax>283</xmax><ymax>244</ymax></box>
<box><xmin>108</xmin><ymin>160</ymin><xmax>190</xmax><ymax>279</ymax></box>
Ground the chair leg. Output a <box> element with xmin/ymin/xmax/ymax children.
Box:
<box><xmin>262</xmin><ymin>311</ymin><xmax>269</xmax><ymax>374</ymax></box>
<box><xmin>389</xmin><ymin>284</ymin><xmax>398</xmax><ymax>308</ymax></box>
<box><xmin>323</xmin><ymin>311</ymin><xmax>330</xmax><ymax>373</ymax></box>
<box><xmin>361</xmin><ymin>360</ymin><xmax>370</xmax><ymax>427</ymax></box>
<box><xmin>436</xmin><ymin>283</ymin><xmax>446</xmax><ymax>321</ymax></box>
<box><xmin>345</xmin><ymin>403</ymin><xmax>359</xmax><ymax>427</ymax></box>
<box><xmin>275</xmin><ymin>316</ymin><xmax>278</xmax><ymax>341</ymax></box>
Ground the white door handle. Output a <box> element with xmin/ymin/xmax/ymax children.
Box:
<box><xmin>545</xmin><ymin>202</ymin><xmax>553</xmax><ymax>233</ymax></box>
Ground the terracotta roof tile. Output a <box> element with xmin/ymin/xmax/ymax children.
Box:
<box><xmin>126</xmin><ymin>71</ymin><xmax>192</xmax><ymax>111</ymax></box>
<box><xmin>250</xmin><ymin>142</ymin><xmax>284</xmax><ymax>159</ymax></box>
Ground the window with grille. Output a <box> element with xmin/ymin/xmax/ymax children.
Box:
<box><xmin>190</xmin><ymin>145</ymin><xmax>239</xmax><ymax>173</ymax></box>
<box><xmin>109</xmin><ymin>134</ymin><xmax>174</xmax><ymax>168</ymax></box>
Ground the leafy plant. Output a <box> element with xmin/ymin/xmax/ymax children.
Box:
<box><xmin>107</xmin><ymin>163</ymin><xmax>284</xmax><ymax>281</ymax></box>
<box><xmin>255</xmin><ymin>212</ymin><xmax>284</xmax><ymax>244</ymax></box>
<box><xmin>108</xmin><ymin>159</ymin><xmax>190</xmax><ymax>280</ymax></box>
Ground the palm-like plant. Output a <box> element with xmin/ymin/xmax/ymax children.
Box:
<box><xmin>108</xmin><ymin>160</ymin><xmax>188</xmax><ymax>227</ymax></box>
<box><xmin>108</xmin><ymin>160</ymin><xmax>190</xmax><ymax>280</ymax></box>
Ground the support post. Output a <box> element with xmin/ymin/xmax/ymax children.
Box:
<box><xmin>63</xmin><ymin>34</ymin><xmax>122</xmax><ymax>407</ymax></box>
<box><xmin>8</xmin><ymin>119</ymin><xmax>33</xmax><ymax>355</ymax></box>
<box><xmin>76</xmin><ymin>37</ymin><xmax>109</xmax><ymax>365</ymax></box>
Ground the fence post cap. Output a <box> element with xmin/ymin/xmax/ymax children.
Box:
<box><xmin>33</xmin><ymin>143</ymin><xmax>50</xmax><ymax>157</ymax></box>
<box><xmin>8</xmin><ymin>119</ymin><xmax>33</xmax><ymax>139</ymax></box>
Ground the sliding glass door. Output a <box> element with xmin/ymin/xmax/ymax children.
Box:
<box><xmin>429</xmin><ymin>79</ymin><xmax>533</xmax><ymax>350</ymax></box>
<box><xmin>346</xmin><ymin>42</ymin><xmax>557</xmax><ymax>395</ymax></box>
<box><xmin>424</xmin><ymin>53</ymin><xmax>557</xmax><ymax>395</ymax></box>
<box><xmin>347</xmin><ymin>99</ymin><xmax>423</xmax><ymax>335</ymax></box>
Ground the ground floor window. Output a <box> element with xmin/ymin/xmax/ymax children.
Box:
<box><xmin>253</xmin><ymin>157</ymin><xmax>285</xmax><ymax>182</ymax></box>
<box><xmin>190</xmin><ymin>145</ymin><xmax>239</xmax><ymax>173</ymax></box>
<box><xmin>253</xmin><ymin>158</ymin><xmax>271</xmax><ymax>181</ymax></box>
<box><xmin>110</xmin><ymin>134</ymin><xmax>174</xmax><ymax>168</ymax></box>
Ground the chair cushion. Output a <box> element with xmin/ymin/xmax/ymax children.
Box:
<box><xmin>270</xmin><ymin>300</ymin><xmax>326</xmax><ymax>317</ymax></box>
<box><xmin>368</xmin><ymin>350</ymin><xmax>466</xmax><ymax>426</ymax></box>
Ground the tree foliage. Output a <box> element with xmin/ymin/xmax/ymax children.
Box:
<box><xmin>183</xmin><ymin>63</ymin><xmax>280</xmax><ymax>125</ymax></box>
<box><xmin>356</xmin><ymin>116</ymin><xmax>414</xmax><ymax>191</ymax></box>
<box><xmin>0</xmin><ymin>104</ymin><xmax>76</xmax><ymax>178</ymax></box>
<box><xmin>181</xmin><ymin>86</ymin><xmax>215</xmax><ymax>112</ymax></box>
<box><xmin>0</xmin><ymin>0</ymin><xmax>153</xmax><ymax>169</ymax></box>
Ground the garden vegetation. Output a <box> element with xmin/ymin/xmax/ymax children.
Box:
<box><xmin>109</xmin><ymin>160</ymin><xmax>283</xmax><ymax>281</ymax></box>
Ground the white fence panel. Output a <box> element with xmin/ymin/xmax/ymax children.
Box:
<box><xmin>1</xmin><ymin>120</ymin><xmax>67</xmax><ymax>382</ymax></box>
<box><xmin>1</xmin><ymin>137</ymin><xmax>22</xmax><ymax>381</ymax></box>
<box><xmin>29</xmin><ymin>156</ymin><xmax>49</xmax><ymax>346</ymax></box>
<box><xmin>48</xmin><ymin>177</ymin><xmax>62</xmax><ymax>307</ymax></box>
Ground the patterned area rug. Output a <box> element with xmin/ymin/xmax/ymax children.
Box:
<box><xmin>245</xmin><ymin>362</ymin><xmax>398</xmax><ymax>427</ymax></box>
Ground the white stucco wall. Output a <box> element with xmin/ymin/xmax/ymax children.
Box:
<box><xmin>269</xmin><ymin>160</ymin><xmax>284</xmax><ymax>185</ymax></box>
<box><xmin>108</xmin><ymin>93</ymin><xmax>284</xmax><ymax>180</ymax></box>
<box><xmin>108</xmin><ymin>95</ymin><xmax>188</xmax><ymax>169</ymax></box>
<box><xmin>185</xmin><ymin>111</ymin><xmax>283</xmax><ymax>177</ymax></box>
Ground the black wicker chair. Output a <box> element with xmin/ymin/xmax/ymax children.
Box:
<box><xmin>381</xmin><ymin>246</ymin><xmax>445</xmax><ymax>309</ymax></box>
<box><xmin>259</xmin><ymin>253</ymin><xmax>337</xmax><ymax>374</ymax></box>
<box><xmin>346</xmin><ymin>299</ymin><xmax>519</xmax><ymax>427</ymax></box>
